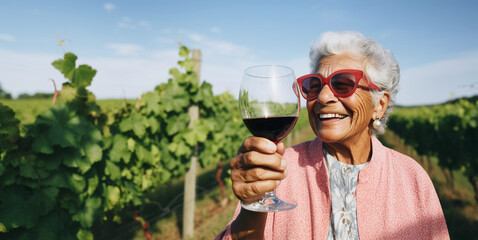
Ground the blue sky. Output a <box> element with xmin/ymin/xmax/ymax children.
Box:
<box><xmin>1</xmin><ymin>0</ymin><xmax>477</xmax><ymax>106</ymax></box>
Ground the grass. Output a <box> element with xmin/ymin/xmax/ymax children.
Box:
<box><xmin>0</xmin><ymin>98</ymin><xmax>137</xmax><ymax>124</ymax></box>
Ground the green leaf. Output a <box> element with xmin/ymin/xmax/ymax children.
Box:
<box><xmin>0</xmin><ymin>103</ymin><xmax>20</xmax><ymax>152</ymax></box>
<box><xmin>134</xmin><ymin>143</ymin><xmax>151</xmax><ymax>162</ymax></box>
<box><xmin>105</xmin><ymin>161</ymin><xmax>121</xmax><ymax>180</ymax></box>
<box><xmin>19</xmin><ymin>160</ymin><xmax>38</xmax><ymax>179</ymax></box>
<box><xmin>179</xmin><ymin>46</ymin><xmax>190</xmax><ymax>57</ymax></box>
<box><xmin>127</xmin><ymin>138</ymin><xmax>136</xmax><ymax>153</ymax></box>
<box><xmin>169</xmin><ymin>68</ymin><xmax>183</xmax><ymax>82</ymax></box>
<box><xmin>141</xmin><ymin>91</ymin><xmax>161</xmax><ymax>114</ymax></box>
<box><xmin>51</xmin><ymin>53</ymin><xmax>77</xmax><ymax>79</ymax></box>
<box><xmin>167</xmin><ymin>139</ymin><xmax>190</xmax><ymax>157</ymax></box>
<box><xmin>30</xmin><ymin>126</ymin><xmax>54</xmax><ymax>154</ymax></box>
<box><xmin>147</xmin><ymin>116</ymin><xmax>160</xmax><ymax>134</ymax></box>
<box><xmin>87</xmin><ymin>175</ymin><xmax>99</xmax><ymax>196</ymax></box>
<box><xmin>32</xmin><ymin>104</ymin><xmax>82</xmax><ymax>148</ymax></box>
<box><xmin>182</xmin><ymin>129</ymin><xmax>197</xmax><ymax>146</ymax></box>
<box><xmin>43</xmin><ymin>173</ymin><xmax>69</xmax><ymax>188</ymax></box>
<box><xmin>68</xmin><ymin>173</ymin><xmax>86</xmax><ymax>193</ymax></box>
<box><xmin>150</xmin><ymin>144</ymin><xmax>161</xmax><ymax>165</ymax></box>
<box><xmin>33</xmin><ymin>187</ymin><xmax>59</xmax><ymax>216</ymax></box>
<box><xmin>159</xmin><ymin>169</ymin><xmax>172</xmax><ymax>183</ymax></box>
<box><xmin>195</xmin><ymin>82</ymin><xmax>214</xmax><ymax>108</ymax></box>
<box><xmin>58</xmin><ymin>84</ymin><xmax>76</xmax><ymax>102</ymax></box>
<box><xmin>72</xmin><ymin>64</ymin><xmax>96</xmax><ymax>88</ymax></box>
<box><xmin>160</xmin><ymin>83</ymin><xmax>190</xmax><ymax>112</ymax></box>
<box><xmin>85</xmin><ymin>143</ymin><xmax>102</xmax><ymax>164</ymax></box>
<box><xmin>178</xmin><ymin>59</ymin><xmax>195</xmax><ymax>72</ymax></box>
<box><xmin>104</xmin><ymin>186</ymin><xmax>121</xmax><ymax>209</ymax></box>
<box><xmin>166</xmin><ymin>114</ymin><xmax>188</xmax><ymax>136</ymax></box>
<box><xmin>0</xmin><ymin>187</ymin><xmax>38</xmax><ymax>229</ymax></box>
<box><xmin>77</xmin><ymin>229</ymin><xmax>94</xmax><ymax>240</ymax></box>
<box><xmin>119</xmin><ymin>113</ymin><xmax>148</xmax><ymax>138</ymax></box>
<box><xmin>73</xmin><ymin>197</ymin><xmax>101</xmax><ymax>228</ymax></box>
<box><xmin>62</xmin><ymin>149</ymin><xmax>92</xmax><ymax>174</ymax></box>
<box><xmin>110</xmin><ymin>134</ymin><xmax>131</xmax><ymax>163</ymax></box>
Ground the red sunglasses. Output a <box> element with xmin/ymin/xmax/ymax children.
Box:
<box><xmin>297</xmin><ymin>69</ymin><xmax>381</xmax><ymax>100</ymax></box>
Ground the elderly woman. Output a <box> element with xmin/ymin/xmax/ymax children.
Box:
<box><xmin>216</xmin><ymin>31</ymin><xmax>449</xmax><ymax>239</ymax></box>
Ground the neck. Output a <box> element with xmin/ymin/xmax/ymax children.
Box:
<box><xmin>324</xmin><ymin>131</ymin><xmax>373</xmax><ymax>165</ymax></box>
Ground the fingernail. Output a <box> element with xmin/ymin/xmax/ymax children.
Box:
<box><xmin>280</xmin><ymin>158</ymin><xmax>287</xmax><ymax>170</ymax></box>
<box><xmin>268</xmin><ymin>142</ymin><xmax>277</xmax><ymax>152</ymax></box>
<box><xmin>276</xmin><ymin>180</ymin><xmax>281</xmax><ymax>187</ymax></box>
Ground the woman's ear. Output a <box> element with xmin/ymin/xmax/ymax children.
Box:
<box><xmin>374</xmin><ymin>91</ymin><xmax>390</xmax><ymax>118</ymax></box>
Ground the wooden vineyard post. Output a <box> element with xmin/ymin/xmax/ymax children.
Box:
<box><xmin>183</xmin><ymin>49</ymin><xmax>201</xmax><ymax>239</ymax></box>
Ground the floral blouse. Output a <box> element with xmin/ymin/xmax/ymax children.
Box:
<box><xmin>325</xmin><ymin>149</ymin><xmax>369</xmax><ymax>240</ymax></box>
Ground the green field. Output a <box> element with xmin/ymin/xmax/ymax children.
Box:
<box><xmin>0</xmin><ymin>98</ymin><xmax>137</xmax><ymax>125</ymax></box>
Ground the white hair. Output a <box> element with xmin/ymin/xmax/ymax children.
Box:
<box><xmin>309</xmin><ymin>31</ymin><xmax>400</xmax><ymax>134</ymax></box>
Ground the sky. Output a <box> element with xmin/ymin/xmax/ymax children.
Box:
<box><xmin>1</xmin><ymin>0</ymin><xmax>477</xmax><ymax>106</ymax></box>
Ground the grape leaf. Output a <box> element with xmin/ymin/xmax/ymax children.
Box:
<box><xmin>72</xmin><ymin>197</ymin><xmax>101</xmax><ymax>228</ymax></box>
<box><xmin>105</xmin><ymin>160</ymin><xmax>121</xmax><ymax>180</ymax></box>
<box><xmin>72</xmin><ymin>65</ymin><xmax>96</xmax><ymax>88</ymax></box>
<box><xmin>104</xmin><ymin>185</ymin><xmax>120</xmax><ymax>210</ymax></box>
<box><xmin>109</xmin><ymin>134</ymin><xmax>131</xmax><ymax>163</ymax></box>
<box><xmin>179</xmin><ymin>46</ymin><xmax>190</xmax><ymax>57</ymax></box>
<box><xmin>68</xmin><ymin>173</ymin><xmax>86</xmax><ymax>193</ymax></box>
<box><xmin>51</xmin><ymin>53</ymin><xmax>77</xmax><ymax>79</ymax></box>
<box><xmin>0</xmin><ymin>187</ymin><xmax>39</xmax><ymax>229</ymax></box>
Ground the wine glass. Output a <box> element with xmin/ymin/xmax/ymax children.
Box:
<box><xmin>238</xmin><ymin>65</ymin><xmax>300</xmax><ymax>212</ymax></box>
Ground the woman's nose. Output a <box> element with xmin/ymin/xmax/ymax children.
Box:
<box><xmin>316</xmin><ymin>84</ymin><xmax>337</xmax><ymax>104</ymax></box>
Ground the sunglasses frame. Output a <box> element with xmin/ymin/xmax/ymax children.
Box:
<box><xmin>297</xmin><ymin>69</ymin><xmax>382</xmax><ymax>100</ymax></box>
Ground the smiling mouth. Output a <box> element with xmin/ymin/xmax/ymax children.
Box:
<box><xmin>319</xmin><ymin>113</ymin><xmax>348</xmax><ymax>121</ymax></box>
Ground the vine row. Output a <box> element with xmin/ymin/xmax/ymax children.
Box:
<box><xmin>388</xmin><ymin>99</ymin><xmax>478</xmax><ymax>201</ymax></box>
<box><xmin>0</xmin><ymin>46</ymin><xmax>249</xmax><ymax>239</ymax></box>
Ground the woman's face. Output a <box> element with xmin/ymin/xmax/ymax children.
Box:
<box><xmin>307</xmin><ymin>54</ymin><xmax>375</xmax><ymax>144</ymax></box>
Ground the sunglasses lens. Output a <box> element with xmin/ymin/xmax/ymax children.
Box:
<box><xmin>301</xmin><ymin>77</ymin><xmax>322</xmax><ymax>99</ymax></box>
<box><xmin>331</xmin><ymin>73</ymin><xmax>356</xmax><ymax>95</ymax></box>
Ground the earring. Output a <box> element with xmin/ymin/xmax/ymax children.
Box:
<box><xmin>373</xmin><ymin>116</ymin><xmax>382</xmax><ymax>129</ymax></box>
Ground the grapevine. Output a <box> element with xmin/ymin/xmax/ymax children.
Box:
<box><xmin>388</xmin><ymin>99</ymin><xmax>478</xmax><ymax>201</ymax></box>
<box><xmin>0</xmin><ymin>46</ymin><xmax>248</xmax><ymax>239</ymax></box>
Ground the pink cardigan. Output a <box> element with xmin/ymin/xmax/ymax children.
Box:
<box><xmin>216</xmin><ymin>136</ymin><xmax>449</xmax><ymax>239</ymax></box>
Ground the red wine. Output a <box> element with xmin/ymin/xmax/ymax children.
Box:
<box><xmin>243</xmin><ymin>116</ymin><xmax>298</xmax><ymax>143</ymax></box>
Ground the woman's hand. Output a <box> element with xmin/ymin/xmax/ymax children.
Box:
<box><xmin>230</xmin><ymin>136</ymin><xmax>287</xmax><ymax>203</ymax></box>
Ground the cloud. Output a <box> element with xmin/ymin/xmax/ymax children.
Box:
<box><xmin>188</xmin><ymin>33</ymin><xmax>206</xmax><ymax>42</ymax></box>
<box><xmin>397</xmin><ymin>50</ymin><xmax>478</xmax><ymax>106</ymax></box>
<box><xmin>117</xmin><ymin>17</ymin><xmax>151</xmax><ymax>29</ymax></box>
<box><xmin>0</xmin><ymin>34</ymin><xmax>15</xmax><ymax>42</ymax></box>
<box><xmin>210</xmin><ymin>27</ymin><xmax>221</xmax><ymax>34</ymax></box>
<box><xmin>156</xmin><ymin>36</ymin><xmax>175</xmax><ymax>45</ymax></box>
<box><xmin>139</xmin><ymin>20</ymin><xmax>151</xmax><ymax>27</ymax></box>
<box><xmin>106</xmin><ymin>43</ymin><xmax>144</xmax><ymax>56</ymax></box>
<box><xmin>104</xmin><ymin>3</ymin><xmax>116</xmax><ymax>13</ymax></box>
<box><xmin>183</xmin><ymin>32</ymin><xmax>251</xmax><ymax>57</ymax></box>
<box><xmin>118</xmin><ymin>17</ymin><xmax>136</xmax><ymax>29</ymax></box>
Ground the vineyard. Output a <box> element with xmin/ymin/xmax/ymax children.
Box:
<box><xmin>1</xmin><ymin>45</ymin><xmax>477</xmax><ymax>239</ymax></box>
<box><xmin>0</xmin><ymin>46</ymin><xmax>254</xmax><ymax>239</ymax></box>
<box><xmin>388</xmin><ymin>98</ymin><xmax>478</xmax><ymax>201</ymax></box>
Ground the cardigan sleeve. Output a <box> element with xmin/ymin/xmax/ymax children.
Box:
<box><xmin>414</xmin><ymin>163</ymin><xmax>450</xmax><ymax>239</ymax></box>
